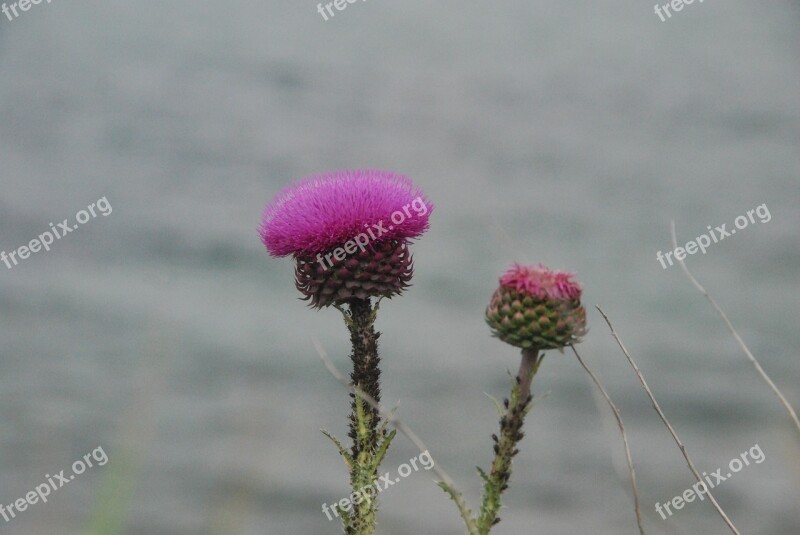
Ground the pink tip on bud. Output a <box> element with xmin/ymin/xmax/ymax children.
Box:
<box><xmin>499</xmin><ymin>263</ymin><xmax>582</xmax><ymax>301</ymax></box>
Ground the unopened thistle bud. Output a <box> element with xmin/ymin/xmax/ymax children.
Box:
<box><xmin>486</xmin><ymin>263</ymin><xmax>586</xmax><ymax>350</ymax></box>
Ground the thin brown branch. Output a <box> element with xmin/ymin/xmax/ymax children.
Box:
<box><xmin>571</xmin><ymin>344</ymin><xmax>645</xmax><ymax>535</ymax></box>
<box><xmin>596</xmin><ymin>306</ymin><xmax>741</xmax><ymax>535</ymax></box>
<box><xmin>670</xmin><ymin>220</ymin><xmax>800</xmax><ymax>436</ymax></box>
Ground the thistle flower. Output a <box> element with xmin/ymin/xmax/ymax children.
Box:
<box><xmin>486</xmin><ymin>263</ymin><xmax>586</xmax><ymax>350</ymax></box>
<box><xmin>260</xmin><ymin>170</ymin><xmax>433</xmax><ymax>534</ymax></box>
<box><xmin>259</xmin><ymin>170</ymin><xmax>432</xmax><ymax>308</ymax></box>
<box><xmin>471</xmin><ymin>263</ymin><xmax>586</xmax><ymax>533</ymax></box>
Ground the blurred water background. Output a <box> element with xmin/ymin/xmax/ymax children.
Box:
<box><xmin>0</xmin><ymin>0</ymin><xmax>798</xmax><ymax>533</ymax></box>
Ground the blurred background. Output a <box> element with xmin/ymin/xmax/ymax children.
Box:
<box><xmin>0</xmin><ymin>0</ymin><xmax>798</xmax><ymax>533</ymax></box>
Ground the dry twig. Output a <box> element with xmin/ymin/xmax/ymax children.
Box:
<box><xmin>596</xmin><ymin>306</ymin><xmax>741</xmax><ymax>535</ymax></box>
<box><xmin>571</xmin><ymin>344</ymin><xmax>645</xmax><ymax>535</ymax></box>
<box><xmin>670</xmin><ymin>220</ymin><xmax>800</xmax><ymax>436</ymax></box>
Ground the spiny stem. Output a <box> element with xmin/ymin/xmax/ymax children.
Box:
<box><xmin>347</xmin><ymin>298</ymin><xmax>383</xmax><ymax>459</ymax></box>
<box><xmin>477</xmin><ymin>348</ymin><xmax>542</xmax><ymax>534</ymax></box>
<box><xmin>336</xmin><ymin>298</ymin><xmax>384</xmax><ymax>535</ymax></box>
<box><xmin>313</xmin><ymin>336</ymin><xmax>479</xmax><ymax>535</ymax></box>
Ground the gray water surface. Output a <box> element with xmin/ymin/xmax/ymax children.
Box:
<box><xmin>0</xmin><ymin>1</ymin><xmax>798</xmax><ymax>534</ymax></box>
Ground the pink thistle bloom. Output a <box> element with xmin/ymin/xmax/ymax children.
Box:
<box><xmin>499</xmin><ymin>263</ymin><xmax>582</xmax><ymax>301</ymax></box>
<box><xmin>259</xmin><ymin>169</ymin><xmax>432</xmax><ymax>257</ymax></box>
<box><xmin>259</xmin><ymin>170</ymin><xmax>433</xmax><ymax>308</ymax></box>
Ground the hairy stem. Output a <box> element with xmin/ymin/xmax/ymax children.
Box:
<box><xmin>342</xmin><ymin>298</ymin><xmax>384</xmax><ymax>535</ymax></box>
<box><xmin>347</xmin><ymin>298</ymin><xmax>382</xmax><ymax>458</ymax></box>
<box><xmin>313</xmin><ymin>337</ymin><xmax>479</xmax><ymax>535</ymax></box>
<box><xmin>477</xmin><ymin>348</ymin><xmax>542</xmax><ymax>534</ymax></box>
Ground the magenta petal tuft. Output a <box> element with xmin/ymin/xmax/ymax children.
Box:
<box><xmin>259</xmin><ymin>170</ymin><xmax>432</xmax><ymax>257</ymax></box>
<box><xmin>499</xmin><ymin>263</ymin><xmax>582</xmax><ymax>301</ymax></box>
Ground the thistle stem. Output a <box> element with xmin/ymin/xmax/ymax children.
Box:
<box><xmin>342</xmin><ymin>298</ymin><xmax>385</xmax><ymax>535</ymax></box>
<box><xmin>516</xmin><ymin>348</ymin><xmax>540</xmax><ymax>402</ymax></box>
<box><xmin>314</xmin><ymin>336</ymin><xmax>479</xmax><ymax>535</ymax></box>
<box><xmin>347</xmin><ymin>298</ymin><xmax>382</xmax><ymax>457</ymax></box>
<box><xmin>477</xmin><ymin>348</ymin><xmax>543</xmax><ymax>534</ymax></box>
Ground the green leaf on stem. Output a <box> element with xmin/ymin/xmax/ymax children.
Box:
<box><xmin>321</xmin><ymin>430</ymin><xmax>353</xmax><ymax>470</ymax></box>
<box><xmin>484</xmin><ymin>392</ymin><xmax>505</xmax><ymax>417</ymax></box>
<box><xmin>369</xmin><ymin>429</ymin><xmax>397</xmax><ymax>474</ymax></box>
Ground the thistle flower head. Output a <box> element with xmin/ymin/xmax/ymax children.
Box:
<box><xmin>486</xmin><ymin>263</ymin><xmax>586</xmax><ymax>350</ymax></box>
<box><xmin>259</xmin><ymin>169</ymin><xmax>432</xmax><ymax>257</ymax></box>
<box><xmin>259</xmin><ymin>170</ymin><xmax>433</xmax><ymax>308</ymax></box>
